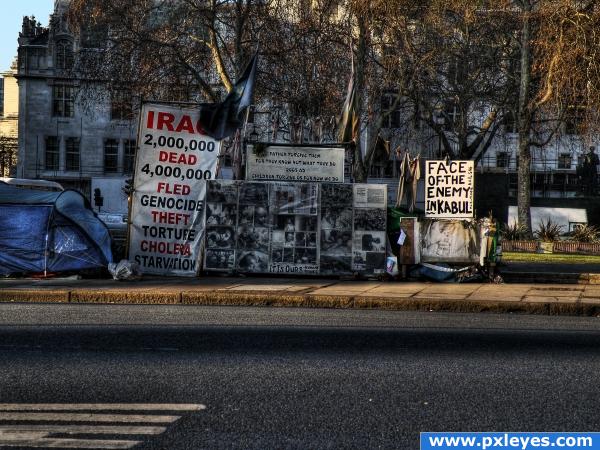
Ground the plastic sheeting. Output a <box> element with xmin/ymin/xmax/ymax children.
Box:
<box><xmin>0</xmin><ymin>183</ymin><xmax>113</xmax><ymax>275</ymax></box>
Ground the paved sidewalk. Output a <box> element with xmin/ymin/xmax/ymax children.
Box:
<box><xmin>2</xmin><ymin>276</ymin><xmax>600</xmax><ymax>316</ymax></box>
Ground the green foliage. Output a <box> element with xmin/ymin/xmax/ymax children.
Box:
<box><xmin>534</xmin><ymin>218</ymin><xmax>564</xmax><ymax>242</ymax></box>
<box><xmin>500</xmin><ymin>222</ymin><xmax>528</xmax><ymax>241</ymax></box>
<box><xmin>568</xmin><ymin>224</ymin><xmax>600</xmax><ymax>243</ymax></box>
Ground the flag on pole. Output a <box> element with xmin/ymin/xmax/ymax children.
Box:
<box><xmin>200</xmin><ymin>53</ymin><xmax>258</xmax><ymax>140</ymax></box>
<box><xmin>337</xmin><ymin>69</ymin><xmax>359</xmax><ymax>143</ymax></box>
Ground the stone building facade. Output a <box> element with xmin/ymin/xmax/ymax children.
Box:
<box><xmin>16</xmin><ymin>1</ymin><xmax>137</xmax><ymax>201</ymax></box>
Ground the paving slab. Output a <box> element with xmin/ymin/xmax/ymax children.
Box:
<box><xmin>4</xmin><ymin>275</ymin><xmax>600</xmax><ymax>316</ymax></box>
<box><xmin>522</xmin><ymin>296</ymin><xmax>580</xmax><ymax>303</ymax></box>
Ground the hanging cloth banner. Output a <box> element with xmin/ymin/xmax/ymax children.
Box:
<box><xmin>128</xmin><ymin>102</ymin><xmax>221</xmax><ymax>276</ymax></box>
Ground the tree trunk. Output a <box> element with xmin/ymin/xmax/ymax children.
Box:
<box><xmin>352</xmin><ymin>13</ymin><xmax>368</xmax><ymax>183</ymax></box>
<box><xmin>517</xmin><ymin>131</ymin><xmax>532</xmax><ymax>234</ymax></box>
<box><xmin>517</xmin><ymin>0</ymin><xmax>534</xmax><ymax>237</ymax></box>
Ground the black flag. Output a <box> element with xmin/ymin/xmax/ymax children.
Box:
<box><xmin>201</xmin><ymin>54</ymin><xmax>258</xmax><ymax>140</ymax></box>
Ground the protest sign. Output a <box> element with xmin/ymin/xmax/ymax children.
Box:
<box><xmin>204</xmin><ymin>181</ymin><xmax>388</xmax><ymax>276</ymax></box>
<box><xmin>128</xmin><ymin>102</ymin><xmax>220</xmax><ymax>276</ymax></box>
<box><xmin>246</xmin><ymin>145</ymin><xmax>345</xmax><ymax>182</ymax></box>
<box><xmin>425</xmin><ymin>160</ymin><xmax>474</xmax><ymax>218</ymax></box>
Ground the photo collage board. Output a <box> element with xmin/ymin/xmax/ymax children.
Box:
<box><xmin>204</xmin><ymin>181</ymin><xmax>387</xmax><ymax>276</ymax></box>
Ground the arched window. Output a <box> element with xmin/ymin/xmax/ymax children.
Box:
<box><xmin>55</xmin><ymin>40</ymin><xmax>73</xmax><ymax>70</ymax></box>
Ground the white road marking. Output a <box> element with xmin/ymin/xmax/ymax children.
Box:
<box><xmin>0</xmin><ymin>403</ymin><xmax>206</xmax><ymax>448</ymax></box>
<box><xmin>0</xmin><ymin>438</ymin><xmax>140</xmax><ymax>448</ymax></box>
<box><xmin>0</xmin><ymin>431</ymin><xmax>49</xmax><ymax>439</ymax></box>
<box><xmin>0</xmin><ymin>413</ymin><xmax>180</xmax><ymax>423</ymax></box>
<box><xmin>0</xmin><ymin>425</ymin><xmax>166</xmax><ymax>434</ymax></box>
<box><xmin>0</xmin><ymin>404</ymin><xmax>205</xmax><ymax>412</ymax></box>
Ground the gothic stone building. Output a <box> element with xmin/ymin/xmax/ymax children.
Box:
<box><xmin>16</xmin><ymin>1</ymin><xmax>136</xmax><ymax>211</ymax></box>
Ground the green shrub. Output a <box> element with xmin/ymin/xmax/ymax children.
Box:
<box><xmin>500</xmin><ymin>222</ymin><xmax>528</xmax><ymax>241</ymax></box>
<box><xmin>568</xmin><ymin>224</ymin><xmax>600</xmax><ymax>243</ymax></box>
<box><xmin>534</xmin><ymin>218</ymin><xmax>564</xmax><ymax>242</ymax></box>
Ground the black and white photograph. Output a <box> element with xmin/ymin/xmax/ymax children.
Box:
<box><xmin>239</xmin><ymin>205</ymin><xmax>270</xmax><ymax>227</ymax></box>
<box><xmin>306</xmin><ymin>232</ymin><xmax>317</xmax><ymax>247</ymax></box>
<box><xmin>271</xmin><ymin>245</ymin><xmax>284</xmax><ymax>262</ymax></box>
<box><xmin>296</xmin><ymin>216</ymin><xmax>317</xmax><ymax>231</ymax></box>
<box><xmin>321</xmin><ymin>230</ymin><xmax>352</xmax><ymax>255</ymax></box>
<box><xmin>299</xmin><ymin>184</ymin><xmax>319</xmax><ymax>215</ymax></box>
<box><xmin>354</xmin><ymin>231</ymin><xmax>386</xmax><ymax>252</ymax></box>
<box><xmin>283</xmin><ymin>231</ymin><xmax>295</xmax><ymax>247</ymax></box>
<box><xmin>205</xmin><ymin>249</ymin><xmax>235</xmax><ymax>270</ymax></box>
<box><xmin>236</xmin><ymin>226</ymin><xmax>270</xmax><ymax>252</ymax></box>
<box><xmin>321</xmin><ymin>207</ymin><xmax>353</xmax><ymax>230</ymax></box>
<box><xmin>352</xmin><ymin>251</ymin><xmax>366</xmax><ymax>271</ymax></box>
<box><xmin>295</xmin><ymin>232</ymin><xmax>307</xmax><ymax>247</ymax></box>
<box><xmin>272</xmin><ymin>215</ymin><xmax>297</xmax><ymax>231</ymax></box>
<box><xmin>239</xmin><ymin>182</ymin><xmax>269</xmax><ymax>205</ymax></box>
<box><xmin>270</xmin><ymin>183</ymin><xmax>298</xmax><ymax>214</ymax></box>
<box><xmin>283</xmin><ymin>247</ymin><xmax>295</xmax><ymax>263</ymax></box>
<box><xmin>236</xmin><ymin>250</ymin><xmax>269</xmax><ymax>272</ymax></box>
<box><xmin>320</xmin><ymin>255</ymin><xmax>352</xmax><ymax>273</ymax></box>
<box><xmin>206</xmin><ymin>180</ymin><xmax>238</xmax><ymax>203</ymax></box>
<box><xmin>271</xmin><ymin>230</ymin><xmax>285</xmax><ymax>243</ymax></box>
<box><xmin>321</xmin><ymin>183</ymin><xmax>353</xmax><ymax>207</ymax></box>
<box><xmin>206</xmin><ymin>227</ymin><xmax>235</xmax><ymax>249</ymax></box>
<box><xmin>294</xmin><ymin>247</ymin><xmax>317</xmax><ymax>265</ymax></box>
<box><xmin>353</xmin><ymin>208</ymin><xmax>386</xmax><ymax>231</ymax></box>
<box><xmin>270</xmin><ymin>183</ymin><xmax>318</xmax><ymax>215</ymax></box>
<box><xmin>206</xmin><ymin>203</ymin><xmax>236</xmax><ymax>227</ymax></box>
<box><xmin>420</xmin><ymin>219</ymin><xmax>480</xmax><ymax>262</ymax></box>
<box><xmin>353</xmin><ymin>184</ymin><xmax>387</xmax><ymax>209</ymax></box>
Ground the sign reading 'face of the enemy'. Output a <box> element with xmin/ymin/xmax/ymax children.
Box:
<box><xmin>128</xmin><ymin>102</ymin><xmax>221</xmax><ymax>276</ymax></box>
<box><xmin>425</xmin><ymin>160</ymin><xmax>474</xmax><ymax>218</ymax></box>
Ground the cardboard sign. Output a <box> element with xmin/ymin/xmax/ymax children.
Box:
<box><xmin>128</xmin><ymin>102</ymin><xmax>220</xmax><ymax>276</ymax></box>
<box><xmin>425</xmin><ymin>160</ymin><xmax>474</xmax><ymax>218</ymax></box>
<box><xmin>246</xmin><ymin>145</ymin><xmax>345</xmax><ymax>182</ymax></box>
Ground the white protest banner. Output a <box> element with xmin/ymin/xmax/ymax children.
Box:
<box><xmin>128</xmin><ymin>102</ymin><xmax>220</xmax><ymax>276</ymax></box>
<box><xmin>246</xmin><ymin>145</ymin><xmax>344</xmax><ymax>182</ymax></box>
<box><xmin>425</xmin><ymin>160</ymin><xmax>474</xmax><ymax>218</ymax></box>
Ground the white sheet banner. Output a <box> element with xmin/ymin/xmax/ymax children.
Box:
<box><xmin>246</xmin><ymin>145</ymin><xmax>344</xmax><ymax>182</ymax></box>
<box><xmin>128</xmin><ymin>102</ymin><xmax>220</xmax><ymax>276</ymax></box>
<box><xmin>425</xmin><ymin>160</ymin><xmax>474</xmax><ymax>218</ymax></box>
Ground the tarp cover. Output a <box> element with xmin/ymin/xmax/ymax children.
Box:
<box><xmin>0</xmin><ymin>183</ymin><xmax>113</xmax><ymax>275</ymax></box>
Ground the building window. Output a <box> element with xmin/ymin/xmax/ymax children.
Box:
<box><xmin>104</xmin><ymin>139</ymin><xmax>119</xmax><ymax>173</ymax></box>
<box><xmin>65</xmin><ymin>137</ymin><xmax>80</xmax><ymax>171</ymax></box>
<box><xmin>26</xmin><ymin>48</ymin><xmax>45</xmax><ymax>70</ymax></box>
<box><xmin>53</xmin><ymin>84</ymin><xmax>74</xmax><ymax>117</ymax></box>
<box><xmin>558</xmin><ymin>153</ymin><xmax>572</xmax><ymax>169</ymax></box>
<box><xmin>111</xmin><ymin>90</ymin><xmax>133</xmax><ymax>121</ymax></box>
<box><xmin>55</xmin><ymin>40</ymin><xmax>74</xmax><ymax>70</ymax></box>
<box><xmin>45</xmin><ymin>136</ymin><xmax>59</xmax><ymax>171</ymax></box>
<box><xmin>496</xmin><ymin>152</ymin><xmax>510</xmax><ymax>168</ymax></box>
<box><xmin>124</xmin><ymin>139</ymin><xmax>136</xmax><ymax>174</ymax></box>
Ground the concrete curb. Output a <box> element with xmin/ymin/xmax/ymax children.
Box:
<box><xmin>1</xmin><ymin>287</ymin><xmax>600</xmax><ymax>316</ymax></box>
<box><xmin>501</xmin><ymin>272</ymin><xmax>600</xmax><ymax>284</ymax></box>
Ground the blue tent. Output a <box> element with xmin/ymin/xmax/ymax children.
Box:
<box><xmin>0</xmin><ymin>183</ymin><xmax>113</xmax><ymax>275</ymax></box>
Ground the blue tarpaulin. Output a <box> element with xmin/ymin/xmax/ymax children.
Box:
<box><xmin>0</xmin><ymin>183</ymin><xmax>113</xmax><ymax>275</ymax></box>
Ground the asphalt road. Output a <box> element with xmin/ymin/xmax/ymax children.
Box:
<box><xmin>1</xmin><ymin>304</ymin><xmax>600</xmax><ymax>449</ymax></box>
